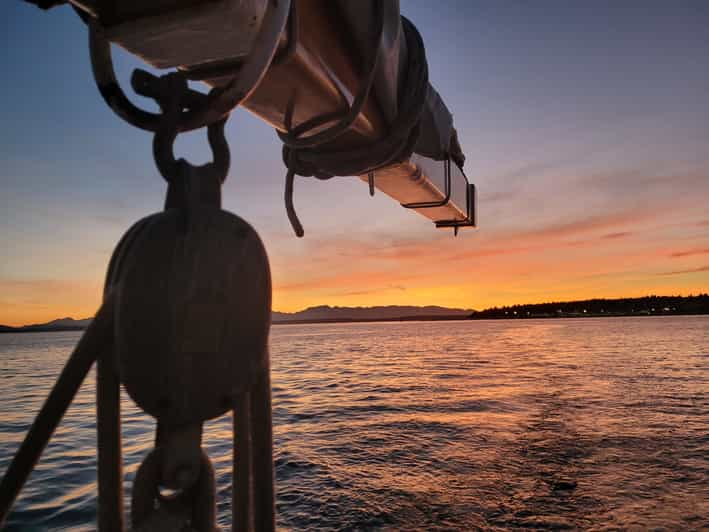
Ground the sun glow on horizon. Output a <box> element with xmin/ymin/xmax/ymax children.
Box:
<box><xmin>1</xmin><ymin>2</ymin><xmax>708</xmax><ymax>327</ymax></box>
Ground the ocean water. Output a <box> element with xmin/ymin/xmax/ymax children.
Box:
<box><xmin>1</xmin><ymin>317</ymin><xmax>707</xmax><ymax>530</ymax></box>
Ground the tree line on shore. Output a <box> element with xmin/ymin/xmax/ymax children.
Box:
<box><xmin>470</xmin><ymin>294</ymin><xmax>709</xmax><ymax>319</ymax></box>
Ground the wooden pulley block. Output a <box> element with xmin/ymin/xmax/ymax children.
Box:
<box><xmin>106</xmin><ymin>206</ymin><xmax>271</xmax><ymax>425</ymax></box>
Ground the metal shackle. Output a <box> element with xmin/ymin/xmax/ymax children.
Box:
<box><xmin>131</xmin><ymin>445</ymin><xmax>216</xmax><ymax>531</ymax></box>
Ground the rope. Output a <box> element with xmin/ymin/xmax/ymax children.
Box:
<box><xmin>279</xmin><ymin>14</ymin><xmax>430</xmax><ymax>237</ymax></box>
<box><xmin>0</xmin><ymin>294</ymin><xmax>116</xmax><ymax>526</ymax></box>
<box><xmin>84</xmin><ymin>0</ymin><xmax>290</xmax><ymax>133</ymax></box>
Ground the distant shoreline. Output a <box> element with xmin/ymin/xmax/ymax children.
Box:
<box><xmin>0</xmin><ymin>315</ymin><xmax>470</xmax><ymax>333</ymax></box>
<box><xmin>468</xmin><ymin>312</ymin><xmax>708</xmax><ymax>320</ymax></box>
<box><xmin>3</xmin><ymin>296</ymin><xmax>706</xmax><ymax>333</ymax></box>
<box><xmin>0</xmin><ymin>326</ymin><xmax>90</xmax><ymax>334</ymax></box>
<box><xmin>273</xmin><ymin>312</ymin><xmax>708</xmax><ymax>325</ymax></box>
<box><xmin>272</xmin><ymin>315</ymin><xmax>471</xmax><ymax>326</ymax></box>
<box><xmin>2</xmin><ymin>312</ymin><xmax>707</xmax><ymax>334</ymax></box>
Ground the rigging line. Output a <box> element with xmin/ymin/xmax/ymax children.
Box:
<box><xmin>0</xmin><ymin>293</ymin><xmax>116</xmax><ymax>526</ymax></box>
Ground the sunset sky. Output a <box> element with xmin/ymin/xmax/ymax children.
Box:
<box><xmin>1</xmin><ymin>1</ymin><xmax>708</xmax><ymax>326</ymax></box>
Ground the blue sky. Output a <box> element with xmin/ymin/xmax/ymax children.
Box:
<box><xmin>1</xmin><ymin>1</ymin><xmax>708</xmax><ymax>324</ymax></box>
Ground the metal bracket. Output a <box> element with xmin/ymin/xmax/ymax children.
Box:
<box><xmin>434</xmin><ymin>181</ymin><xmax>477</xmax><ymax>232</ymax></box>
<box><xmin>399</xmin><ymin>156</ymin><xmax>477</xmax><ymax>233</ymax></box>
<box><xmin>400</xmin><ymin>157</ymin><xmax>452</xmax><ymax>209</ymax></box>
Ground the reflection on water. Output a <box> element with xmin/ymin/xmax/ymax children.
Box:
<box><xmin>1</xmin><ymin>317</ymin><xmax>707</xmax><ymax>530</ymax></box>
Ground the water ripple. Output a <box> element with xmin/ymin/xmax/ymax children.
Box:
<box><xmin>1</xmin><ymin>317</ymin><xmax>708</xmax><ymax>529</ymax></box>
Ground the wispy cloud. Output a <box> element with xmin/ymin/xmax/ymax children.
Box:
<box><xmin>670</xmin><ymin>248</ymin><xmax>709</xmax><ymax>258</ymax></box>
<box><xmin>602</xmin><ymin>231</ymin><xmax>632</xmax><ymax>240</ymax></box>
<box><xmin>658</xmin><ymin>265</ymin><xmax>709</xmax><ymax>276</ymax></box>
<box><xmin>337</xmin><ymin>285</ymin><xmax>407</xmax><ymax>297</ymax></box>
<box><xmin>520</xmin><ymin>209</ymin><xmax>652</xmax><ymax>240</ymax></box>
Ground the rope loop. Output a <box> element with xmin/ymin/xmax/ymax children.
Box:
<box><xmin>279</xmin><ymin>12</ymin><xmax>430</xmax><ymax>237</ymax></box>
<box><xmin>87</xmin><ymin>0</ymin><xmax>290</xmax><ymax>133</ymax></box>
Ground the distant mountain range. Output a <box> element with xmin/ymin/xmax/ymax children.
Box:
<box><xmin>272</xmin><ymin>305</ymin><xmax>473</xmax><ymax>324</ymax></box>
<box><xmin>3</xmin><ymin>295</ymin><xmax>706</xmax><ymax>333</ymax></box>
<box><xmin>0</xmin><ymin>317</ymin><xmax>94</xmax><ymax>333</ymax></box>
<box><xmin>0</xmin><ymin>305</ymin><xmax>473</xmax><ymax>333</ymax></box>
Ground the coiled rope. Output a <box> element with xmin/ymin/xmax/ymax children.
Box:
<box><xmin>279</xmin><ymin>14</ymin><xmax>430</xmax><ymax>237</ymax></box>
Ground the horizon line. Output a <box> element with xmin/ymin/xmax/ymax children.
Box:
<box><xmin>4</xmin><ymin>293</ymin><xmax>707</xmax><ymax>329</ymax></box>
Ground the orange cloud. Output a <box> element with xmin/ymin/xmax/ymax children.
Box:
<box><xmin>658</xmin><ymin>265</ymin><xmax>709</xmax><ymax>276</ymax></box>
<box><xmin>670</xmin><ymin>248</ymin><xmax>709</xmax><ymax>258</ymax></box>
<box><xmin>269</xmin><ymin>206</ymin><xmax>708</xmax><ymax>313</ymax></box>
<box><xmin>3</xmin><ymin>160</ymin><xmax>708</xmax><ymax>325</ymax></box>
